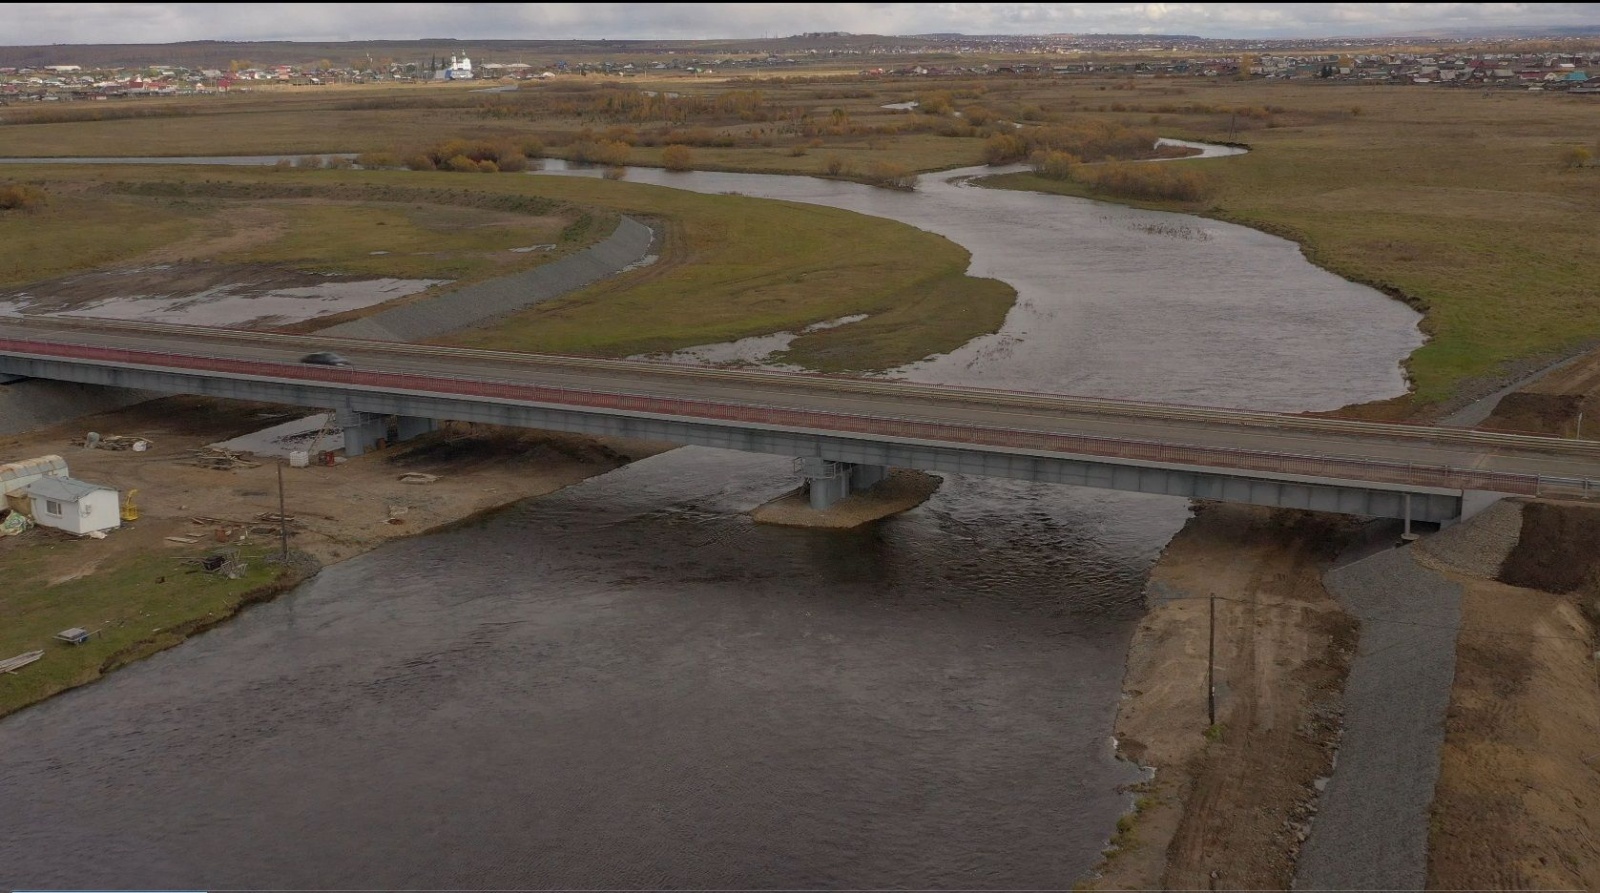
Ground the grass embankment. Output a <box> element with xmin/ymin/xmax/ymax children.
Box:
<box><xmin>0</xmin><ymin>542</ymin><xmax>298</xmax><ymax>718</ymax></box>
<box><xmin>976</xmin><ymin>81</ymin><xmax>1600</xmax><ymax>415</ymax></box>
<box><xmin>437</xmin><ymin>175</ymin><xmax>1013</xmax><ymax>371</ymax></box>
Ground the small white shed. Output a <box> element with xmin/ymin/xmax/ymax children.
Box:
<box><xmin>24</xmin><ymin>476</ymin><xmax>120</xmax><ymax>536</ymax></box>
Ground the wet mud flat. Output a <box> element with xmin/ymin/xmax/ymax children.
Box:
<box><xmin>1</xmin><ymin>261</ymin><xmax>442</xmax><ymax>329</ymax></box>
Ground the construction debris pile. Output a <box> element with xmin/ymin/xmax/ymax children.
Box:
<box><xmin>72</xmin><ymin>433</ymin><xmax>153</xmax><ymax>452</ymax></box>
<box><xmin>187</xmin><ymin>447</ymin><xmax>261</xmax><ymax>470</ymax></box>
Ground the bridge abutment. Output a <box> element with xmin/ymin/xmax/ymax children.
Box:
<box><xmin>337</xmin><ymin>408</ymin><xmax>438</xmax><ymax>457</ymax></box>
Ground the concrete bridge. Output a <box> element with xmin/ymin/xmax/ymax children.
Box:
<box><xmin>3</xmin><ymin>317</ymin><xmax>1598</xmax><ymax>524</ymax></box>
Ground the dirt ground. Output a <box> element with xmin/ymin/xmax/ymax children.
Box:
<box><xmin>1479</xmin><ymin>344</ymin><xmax>1600</xmax><ymax>437</ymax></box>
<box><xmin>1089</xmin><ymin>504</ymin><xmax>1359</xmax><ymax>890</ymax></box>
<box><xmin>1424</xmin><ymin>501</ymin><xmax>1600</xmax><ymax>891</ymax></box>
<box><xmin>0</xmin><ymin>395</ymin><xmax>674</xmax><ymax>576</ymax></box>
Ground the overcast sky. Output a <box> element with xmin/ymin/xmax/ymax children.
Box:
<box><xmin>7</xmin><ymin>3</ymin><xmax>1600</xmax><ymax>44</ymax></box>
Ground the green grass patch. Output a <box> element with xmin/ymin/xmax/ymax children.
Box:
<box><xmin>0</xmin><ymin>191</ymin><xmax>200</xmax><ymax>287</ymax></box>
<box><xmin>439</xmin><ymin>177</ymin><xmax>1015</xmax><ymax>372</ymax></box>
<box><xmin>0</xmin><ymin>543</ymin><xmax>295</xmax><ymax>719</ymax></box>
<box><xmin>210</xmin><ymin>201</ymin><xmax>573</xmax><ymax>280</ymax></box>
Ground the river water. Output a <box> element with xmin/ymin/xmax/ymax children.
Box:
<box><xmin>0</xmin><ymin>155</ymin><xmax>1423</xmax><ymax>889</ymax></box>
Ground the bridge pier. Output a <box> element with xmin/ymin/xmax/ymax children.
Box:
<box><xmin>337</xmin><ymin>408</ymin><xmax>437</xmax><ymax>457</ymax></box>
<box><xmin>798</xmin><ymin>458</ymin><xmax>889</xmax><ymax>509</ymax></box>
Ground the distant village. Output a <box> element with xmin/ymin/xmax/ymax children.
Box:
<box><xmin>4</xmin><ymin>41</ymin><xmax>1600</xmax><ymax>102</ymax></box>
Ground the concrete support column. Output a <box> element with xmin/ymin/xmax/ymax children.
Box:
<box><xmin>798</xmin><ymin>457</ymin><xmax>851</xmax><ymax>510</ymax></box>
<box><xmin>797</xmin><ymin>459</ymin><xmax>889</xmax><ymax>509</ymax></box>
<box><xmin>336</xmin><ymin>408</ymin><xmax>388</xmax><ymax>457</ymax></box>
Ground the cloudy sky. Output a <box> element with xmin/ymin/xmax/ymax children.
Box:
<box><xmin>8</xmin><ymin>2</ymin><xmax>1600</xmax><ymax>44</ymax></box>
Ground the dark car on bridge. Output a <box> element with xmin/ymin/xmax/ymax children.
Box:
<box><xmin>299</xmin><ymin>351</ymin><xmax>352</xmax><ymax>367</ymax></box>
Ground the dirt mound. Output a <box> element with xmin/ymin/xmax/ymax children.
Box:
<box><xmin>1497</xmin><ymin>500</ymin><xmax>1600</xmax><ymax>593</ymax></box>
<box><xmin>1479</xmin><ymin>392</ymin><xmax>1587</xmax><ymax>437</ymax></box>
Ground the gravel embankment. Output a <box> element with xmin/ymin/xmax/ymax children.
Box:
<box><xmin>0</xmin><ymin>380</ymin><xmax>158</xmax><ymax>437</ymax></box>
<box><xmin>1412</xmin><ymin>498</ymin><xmax>1524</xmax><ymax>579</ymax></box>
<box><xmin>1294</xmin><ymin>545</ymin><xmax>1462</xmax><ymax>891</ymax></box>
<box><xmin>319</xmin><ymin>216</ymin><xmax>656</xmax><ymax>342</ymax></box>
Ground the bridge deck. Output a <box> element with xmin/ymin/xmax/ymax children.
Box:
<box><xmin>2</xmin><ymin>317</ymin><xmax>1597</xmax><ymax>506</ymax></box>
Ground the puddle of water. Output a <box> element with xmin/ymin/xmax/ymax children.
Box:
<box><xmin>1154</xmin><ymin>137</ymin><xmax>1247</xmax><ymax>158</ymax></box>
<box><xmin>881</xmin><ymin>101</ymin><xmax>920</xmax><ymax>110</ymax></box>
<box><xmin>617</xmin><ymin>254</ymin><xmax>659</xmax><ymax>274</ymax></box>
<box><xmin>0</xmin><ymin>278</ymin><xmax>446</xmax><ymax>328</ymax></box>
<box><xmin>635</xmin><ymin>314</ymin><xmax>869</xmax><ymax>369</ymax></box>
<box><xmin>212</xmin><ymin>412</ymin><xmax>344</xmax><ymax>457</ymax></box>
<box><xmin>509</xmin><ymin>244</ymin><xmax>556</xmax><ymax>253</ymax></box>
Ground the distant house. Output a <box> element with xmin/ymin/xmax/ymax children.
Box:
<box><xmin>24</xmin><ymin>476</ymin><xmax>120</xmax><ymax>536</ymax></box>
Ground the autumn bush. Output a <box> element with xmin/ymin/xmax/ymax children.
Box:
<box><xmin>0</xmin><ymin>183</ymin><xmax>47</xmax><ymax>212</ymax></box>
<box><xmin>355</xmin><ymin>150</ymin><xmax>402</xmax><ymax>169</ymax></box>
<box><xmin>661</xmin><ymin>144</ymin><xmax>694</xmax><ymax>171</ymax></box>
<box><xmin>1076</xmin><ymin>162</ymin><xmax>1212</xmax><ymax>202</ymax></box>
<box><xmin>1030</xmin><ymin>150</ymin><xmax>1078</xmax><ymax>181</ymax></box>
<box><xmin>569</xmin><ymin>139</ymin><xmax>632</xmax><ymax>166</ymax></box>
<box><xmin>861</xmin><ymin>161</ymin><xmax>918</xmax><ymax>191</ymax></box>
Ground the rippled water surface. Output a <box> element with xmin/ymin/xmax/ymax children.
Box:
<box><xmin>0</xmin><ymin>151</ymin><xmax>1422</xmax><ymax>889</ymax></box>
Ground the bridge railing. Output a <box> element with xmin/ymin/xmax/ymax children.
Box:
<box><xmin>11</xmin><ymin>315</ymin><xmax>1600</xmax><ymax>454</ymax></box>
<box><xmin>2</xmin><ymin>337</ymin><xmax>1591</xmax><ymax>499</ymax></box>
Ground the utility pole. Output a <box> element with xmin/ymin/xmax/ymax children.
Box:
<box><xmin>1207</xmin><ymin>595</ymin><xmax>1217</xmax><ymax>727</ymax></box>
<box><xmin>277</xmin><ymin>461</ymin><xmax>288</xmax><ymax>561</ymax></box>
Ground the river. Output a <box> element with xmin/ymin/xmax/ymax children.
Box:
<box><xmin>0</xmin><ymin>155</ymin><xmax>1422</xmax><ymax>889</ymax></box>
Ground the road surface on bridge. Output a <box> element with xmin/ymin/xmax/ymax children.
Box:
<box><xmin>2</xmin><ymin>317</ymin><xmax>1597</xmax><ymax>498</ymax></box>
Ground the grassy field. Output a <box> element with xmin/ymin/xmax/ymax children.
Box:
<box><xmin>0</xmin><ymin>172</ymin><xmax>597</xmax><ymax>288</ymax></box>
<box><xmin>0</xmin><ymin>191</ymin><xmax>202</xmax><ymax>287</ymax></box>
<box><xmin>0</xmin><ymin>542</ymin><xmax>291</xmax><ymax>719</ymax></box>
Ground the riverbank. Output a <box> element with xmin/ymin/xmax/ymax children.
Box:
<box><xmin>1092</xmin><ymin>492</ymin><xmax>1600</xmax><ymax>890</ymax></box>
<box><xmin>0</xmin><ymin>394</ymin><xmax>675</xmax><ymax>720</ymax></box>
<box><xmin>1090</xmin><ymin>503</ymin><xmax>1358</xmax><ymax>889</ymax></box>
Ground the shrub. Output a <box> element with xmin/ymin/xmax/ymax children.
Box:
<box><xmin>661</xmin><ymin>144</ymin><xmax>693</xmax><ymax>171</ymax></box>
<box><xmin>325</xmin><ymin>155</ymin><xmax>355</xmax><ymax>169</ymax></box>
<box><xmin>444</xmin><ymin>154</ymin><xmax>479</xmax><ymax>172</ymax></box>
<box><xmin>0</xmin><ymin>183</ymin><xmax>47</xmax><ymax>212</ymax></box>
<box><xmin>404</xmin><ymin>153</ymin><xmax>437</xmax><ymax>171</ymax></box>
<box><xmin>293</xmin><ymin>155</ymin><xmax>327</xmax><ymax>169</ymax></box>
<box><xmin>961</xmin><ymin>105</ymin><xmax>995</xmax><ymax>126</ymax></box>
<box><xmin>822</xmin><ymin>155</ymin><xmax>850</xmax><ymax>176</ymax></box>
<box><xmin>862</xmin><ymin>161</ymin><xmax>917</xmax><ymax>190</ymax></box>
<box><xmin>355</xmin><ymin>150</ymin><xmax>402</xmax><ymax>169</ymax></box>
<box><xmin>496</xmin><ymin>152</ymin><xmax>529</xmax><ymax>172</ymax></box>
<box><xmin>1559</xmin><ymin>146</ymin><xmax>1591</xmax><ymax>169</ymax></box>
<box><xmin>983</xmin><ymin>133</ymin><xmax>1029</xmax><ymax>165</ymax></box>
<box><xmin>1077</xmin><ymin>162</ymin><xmax>1212</xmax><ymax>202</ymax></box>
<box><xmin>569</xmin><ymin>139</ymin><xmax>631</xmax><ymax>166</ymax></box>
<box><xmin>521</xmin><ymin>137</ymin><xmax>545</xmax><ymax>158</ymax></box>
<box><xmin>476</xmin><ymin>160</ymin><xmax>499</xmax><ymax>173</ymax></box>
<box><xmin>602</xmin><ymin>165</ymin><xmax>627</xmax><ymax>180</ymax></box>
<box><xmin>1030</xmin><ymin>149</ymin><xmax>1078</xmax><ymax>181</ymax></box>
